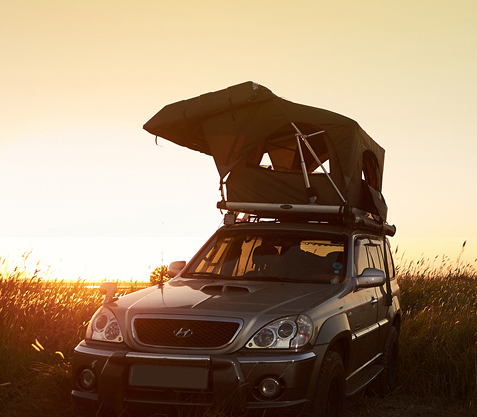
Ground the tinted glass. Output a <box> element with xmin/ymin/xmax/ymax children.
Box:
<box><xmin>384</xmin><ymin>240</ymin><xmax>396</xmax><ymax>279</ymax></box>
<box><xmin>185</xmin><ymin>230</ymin><xmax>346</xmax><ymax>284</ymax></box>
<box><xmin>355</xmin><ymin>238</ymin><xmax>385</xmax><ymax>275</ymax></box>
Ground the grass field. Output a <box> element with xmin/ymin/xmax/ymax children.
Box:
<box><xmin>1</xmin><ymin>253</ymin><xmax>476</xmax><ymax>416</ymax></box>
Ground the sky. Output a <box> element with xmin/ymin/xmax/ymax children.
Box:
<box><xmin>1</xmin><ymin>0</ymin><xmax>477</xmax><ymax>280</ymax></box>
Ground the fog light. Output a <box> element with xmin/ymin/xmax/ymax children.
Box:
<box><xmin>79</xmin><ymin>368</ymin><xmax>96</xmax><ymax>390</ymax></box>
<box><xmin>259</xmin><ymin>377</ymin><xmax>281</xmax><ymax>399</ymax></box>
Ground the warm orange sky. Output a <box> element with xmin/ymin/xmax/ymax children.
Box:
<box><xmin>1</xmin><ymin>1</ymin><xmax>477</xmax><ymax>280</ymax></box>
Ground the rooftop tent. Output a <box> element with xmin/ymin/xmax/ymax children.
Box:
<box><xmin>144</xmin><ymin>81</ymin><xmax>388</xmax><ymax>221</ymax></box>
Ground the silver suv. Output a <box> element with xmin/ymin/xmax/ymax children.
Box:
<box><xmin>72</xmin><ymin>219</ymin><xmax>400</xmax><ymax>417</ymax></box>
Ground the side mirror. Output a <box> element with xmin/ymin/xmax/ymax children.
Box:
<box><xmin>356</xmin><ymin>268</ymin><xmax>386</xmax><ymax>289</ymax></box>
<box><xmin>168</xmin><ymin>260</ymin><xmax>186</xmax><ymax>278</ymax></box>
<box><xmin>100</xmin><ymin>281</ymin><xmax>118</xmax><ymax>304</ymax></box>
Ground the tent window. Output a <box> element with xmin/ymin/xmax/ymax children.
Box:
<box><xmin>255</xmin><ymin>130</ymin><xmax>329</xmax><ymax>174</ymax></box>
<box><xmin>362</xmin><ymin>151</ymin><xmax>379</xmax><ymax>190</ymax></box>
<box><xmin>248</xmin><ymin>124</ymin><xmax>331</xmax><ymax>175</ymax></box>
<box><xmin>312</xmin><ymin>159</ymin><xmax>330</xmax><ymax>174</ymax></box>
<box><xmin>259</xmin><ymin>153</ymin><xmax>273</xmax><ymax>168</ymax></box>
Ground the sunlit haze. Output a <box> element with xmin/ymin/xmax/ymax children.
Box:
<box><xmin>2</xmin><ymin>1</ymin><xmax>477</xmax><ymax>280</ymax></box>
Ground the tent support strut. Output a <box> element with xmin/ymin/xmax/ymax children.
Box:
<box><xmin>291</xmin><ymin>123</ymin><xmax>347</xmax><ymax>205</ymax></box>
<box><xmin>295</xmin><ymin>134</ymin><xmax>317</xmax><ymax>204</ymax></box>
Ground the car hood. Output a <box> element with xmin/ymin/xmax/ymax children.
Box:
<box><xmin>119</xmin><ymin>277</ymin><xmax>342</xmax><ymax>318</ymax></box>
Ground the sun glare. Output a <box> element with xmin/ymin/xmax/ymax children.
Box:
<box><xmin>0</xmin><ymin>236</ymin><xmax>207</xmax><ymax>282</ymax></box>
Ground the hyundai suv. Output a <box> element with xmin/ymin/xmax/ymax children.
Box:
<box><xmin>72</xmin><ymin>218</ymin><xmax>400</xmax><ymax>417</ymax></box>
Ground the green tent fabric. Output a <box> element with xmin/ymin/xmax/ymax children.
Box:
<box><xmin>144</xmin><ymin>81</ymin><xmax>388</xmax><ymax>221</ymax></box>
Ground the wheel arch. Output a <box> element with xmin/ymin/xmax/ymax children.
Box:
<box><xmin>392</xmin><ymin>309</ymin><xmax>401</xmax><ymax>334</ymax></box>
<box><xmin>327</xmin><ymin>334</ymin><xmax>351</xmax><ymax>374</ymax></box>
<box><xmin>314</xmin><ymin>313</ymin><xmax>352</xmax><ymax>373</ymax></box>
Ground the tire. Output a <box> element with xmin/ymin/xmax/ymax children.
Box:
<box><xmin>378</xmin><ymin>326</ymin><xmax>399</xmax><ymax>395</ymax></box>
<box><xmin>307</xmin><ymin>350</ymin><xmax>345</xmax><ymax>417</ymax></box>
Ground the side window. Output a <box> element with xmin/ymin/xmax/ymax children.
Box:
<box><xmin>368</xmin><ymin>239</ymin><xmax>383</xmax><ymax>271</ymax></box>
<box><xmin>354</xmin><ymin>238</ymin><xmax>385</xmax><ymax>275</ymax></box>
<box><xmin>354</xmin><ymin>239</ymin><xmax>370</xmax><ymax>275</ymax></box>
<box><xmin>355</xmin><ymin>237</ymin><xmax>395</xmax><ymax>280</ymax></box>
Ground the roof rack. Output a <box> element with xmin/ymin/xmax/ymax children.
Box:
<box><xmin>217</xmin><ymin>201</ymin><xmax>396</xmax><ymax>237</ymax></box>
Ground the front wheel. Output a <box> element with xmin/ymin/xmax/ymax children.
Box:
<box><xmin>378</xmin><ymin>326</ymin><xmax>399</xmax><ymax>395</ymax></box>
<box><xmin>307</xmin><ymin>350</ymin><xmax>345</xmax><ymax>417</ymax></box>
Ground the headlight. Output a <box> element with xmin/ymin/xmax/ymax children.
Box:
<box><xmin>85</xmin><ymin>307</ymin><xmax>123</xmax><ymax>343</ymax></box>
<box><xmin>246</xmin><ymin>315</ymin><xmax>313</xmax><ymax>349</ymax></box>
<box><xmin>290</xmin><ymin>315</ymin><xmax>314</xmax><ymax>348</ymax></box>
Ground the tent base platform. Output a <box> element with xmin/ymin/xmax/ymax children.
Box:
<box><xmin>217</xmin><ymin>201</ymin><xmax>396</xmax><ymax>237</ymax></box>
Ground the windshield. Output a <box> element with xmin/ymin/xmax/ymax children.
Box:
<box><xmin>185</xmin><ymin>230</ymin><xmax>347</xmax><ymax>284</ymax></box>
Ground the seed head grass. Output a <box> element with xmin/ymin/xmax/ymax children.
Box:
<box><xmin>0</xmin><ymin>255</ymin><xmax>147</xmax><ymax>416</ymax></box>
<box><xmin>1</xmin><ymin>250</ymin><xmax>477</xmax><ymax>415</ymax></box>
<box><xmin>396</xmin><ymin>251</ymin><xmax>477</xmax><ymax>406</ymax></box>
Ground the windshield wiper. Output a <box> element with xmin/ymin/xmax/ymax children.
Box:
<box><xmin>187</xmin><ymin>272</ymin><xmax>226</xmax><ymax>279</ymax></box>
<box><xmin>242</xmin><ymin>275</ymin><xmax>296</xmax><ymax>283</ymax></box>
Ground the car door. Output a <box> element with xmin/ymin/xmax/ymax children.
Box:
<box><xmin>347</xmin><ymin>237</ymin><xmax>381</xmax><ymax>372</ymax></box>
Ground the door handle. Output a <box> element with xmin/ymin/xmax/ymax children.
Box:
<box><xmin>370</xmin><ymin>297</ymin><xmax>378</xmax><ymax>305</ymax></box>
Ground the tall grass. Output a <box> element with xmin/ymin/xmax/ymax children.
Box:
<box><xmin>0</xmin><ymin>255</ymin><xmax>148</xmax><ymax>416</ymax></box>
<box><xmin>1</xmin><ymin>252</ymin><xmax>476</xmax><ymax>415</ymax></box>
<box><xmin>396</xmin><ymin>252</ymin><xmax>477</xmax><ymax>407</ymax></box>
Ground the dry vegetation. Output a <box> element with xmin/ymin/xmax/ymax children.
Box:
<box><xmin>396</xmin><ymin>251</ymin><xmax>477</xmax><ymax>411</ymax></box>
<box><xmin>0</xmin><ymin>251</ymin><xmax>476</xmax><ymax>416</ymax></box>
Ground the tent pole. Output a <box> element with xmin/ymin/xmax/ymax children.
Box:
<box><xmin>295</xmin><ymin>134</ymin><xmax>317</xmax><ymax>204</ymax></box>
<box><xmin>291</xmin><ymin>123</ymin><xmax>347</xmax><ymax>205</ymax></box>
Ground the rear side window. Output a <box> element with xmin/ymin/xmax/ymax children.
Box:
<box><xmin>384</xmin><ymin>240</ymin><xmax>396</xmax><ymax>280</ymax></box>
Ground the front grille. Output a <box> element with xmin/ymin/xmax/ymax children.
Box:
<box><xmin>133</xmin><ymin>317</ymin><xmax>241</xmax><ymax>348</ymax></box>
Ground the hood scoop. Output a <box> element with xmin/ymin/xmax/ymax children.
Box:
<box><xmin>200</xmin><ymin>284</ymin><xmax>252</xmax><ymax>296</ymax></box>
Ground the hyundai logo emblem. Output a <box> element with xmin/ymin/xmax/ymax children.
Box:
<box><xmin>173</xmin><ymin>327</ymin><xmax>193</xmax><ymax>338</ymax></box>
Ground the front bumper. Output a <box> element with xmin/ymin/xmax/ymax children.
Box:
<box><xmin>72</xmin><ymin>341</ymin><xmax>326</xmax><ymax>415</ymax></box>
